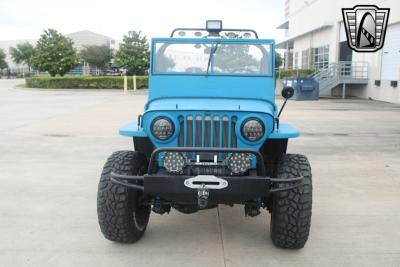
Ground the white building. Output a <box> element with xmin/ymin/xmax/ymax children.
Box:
<box><xmin>66</xmin><ymin>30</ymin><xmax>112</xmax><ymax>51</ymax></box>
<box><xmin>277</xmin><ymin>0</ymin><xmax>400</xmax><ymax>104</ymax></box>
<box><xmin>0</xmin><ymin>39</ymin><xmax>35</xmax><ymax>70</ymax></box>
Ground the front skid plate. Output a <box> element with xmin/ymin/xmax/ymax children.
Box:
<box><xmin>144</xmin><ymin>175</ymin><xmax>269</xmax><ymax>204</ymax></box>
<box><xmin>110</xmin><ymin>171</ymin><xmax>303</xmax><ymax>204</ymax></box>
<box><xmin>184</xmin><ymin>175</ymin><xmax>228</xmax><ymax>189</ymax></box>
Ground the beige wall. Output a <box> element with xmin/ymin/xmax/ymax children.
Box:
<box><xmin>288</xmin><ymin>0</ymin><xmax>336</xmax><ymax>36</ymax></box>
<box><xmin>350</xmin><ymin>19</ymin><xmax>400</xmax><ymax>103</ymax></box>
<box><xmin>66</xmin><ymin>30</ymin><xmax>110</xmax><ymax>51</ymax></box>
<box><xmin>288</xmin><ymin>0</ymin><xmax>399</xmax><ymax>34</ymax></box>
<box><xmin>0</xmin><ymin>39</ymin><xmax>35</xmax><ymax>69</ymax></box>
<box><xmin>284</xmin><ymin>0</ymin><xmax>400</xmax><ymax>103</ymax></box>
<box><xmin>291</xmin><ymin>26</ymin><xmax>337</xmax><ymax>69</ymax></box>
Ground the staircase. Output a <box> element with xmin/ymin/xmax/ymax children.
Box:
<box><xmin>309</xmin><ymin>61</ymin><xmax>369</xmax><ymax>98</ymax></box>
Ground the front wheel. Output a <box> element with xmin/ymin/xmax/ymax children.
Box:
<box><xmin>270</xmin><ymin>154</ymin><xmax>312</xmax><ymax>249</ymax></box>
<box><xmin>97</xmin><ymin>151</ymin><xmax>150</xmax><ymax>243</ymax></box>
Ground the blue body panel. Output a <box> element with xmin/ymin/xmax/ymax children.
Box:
<box><xmin>142</xmin><ymin>111</ymin><xmax>274</xmax><ymax>149</ymax></box>
<box><xmin>269</xmin><ymin>123</ymin><xmax>300</xmax><ymax>139</ymax></box>
<box><xmin>145</xmin><ymin>97</ymin><xmax>276</xmax><ymax>113</ymax></box>
<box><xmin>119</xmin><ymin>121</ymin><xmax>147</xmax><ymax>137</ymax></box>
<box><xmin>148</xmin><ymin>75</ymin><xmax>276</xmax><ymax>102</ymax></box>
<box><xmin>120</xmin><ymin>120</ymin><xmax>298</xmax><ymax>139</ymax></box>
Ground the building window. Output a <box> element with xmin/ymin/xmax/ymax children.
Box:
<box><xmin>294</xmin><ymin>52</ymin><xmax>298</xmax><ymax>69</ymax></box>
<box><xmin>301</xmin><ymin>49</ymin><xmax>309</xmax><ymax>69</ymax></box>
<box><xmin>284</xmin><ymin>48</ymin><xmax>293</xmax><ymax>69</ymax></box>
<box><xmin>313</xmin><ymin>45</ymin><xmax>329</xmax><ymax>69</ymax></box>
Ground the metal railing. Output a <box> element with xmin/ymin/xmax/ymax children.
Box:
<box><xmin>311</xmin><ymin>61</ymin><xmax>368</xmax><ymax>80</ymax></box>
<box><xmin>310</xmin><ymin>61</ymin><xmax>368</xmax><ymax>94</ymax></box>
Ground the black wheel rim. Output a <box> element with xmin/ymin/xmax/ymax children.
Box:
<box><xmin>132</xmin><ymin>193</ymin><xmax>149</xmax><ymax>231</ymax></box>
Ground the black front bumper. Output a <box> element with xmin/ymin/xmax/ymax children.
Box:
<box><xmin>110</xmin><ymin>147</ymin><xmax>303</xmax><ymax>204</ymax></box>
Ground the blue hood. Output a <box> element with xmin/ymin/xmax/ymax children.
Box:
<box><xmin>144</xmin><ymin>97</ymin><xmax>277</xmax><ymax>116</ymax></box>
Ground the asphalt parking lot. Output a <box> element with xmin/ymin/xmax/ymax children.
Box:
<box><xmin>1</xmin><ymin>79</ymin><xmax>400</xmax><ymax>267</ymax></box>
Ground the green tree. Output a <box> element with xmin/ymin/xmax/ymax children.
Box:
<box><xmin>163</xmin><ymin>55</ymin><xmax>175</xmax><ymax>70</ymax></box>
<box><xmin>0</xmin><ymin>49</ymin><xmax>8</xmax><ymax>70</ymax></box>
<box><xmin>115</xmin><ymin>31</ymin><xmax>149</xmax><ymax>75</ymax></box>
<box><xmin>275</xmin><ymin>51</ymin><xmax>283</xmax><ymax>68</ymax></box>
<box><xmin>155</xmin><ymin>55</ymin><xmax>176</xmax><ymax>72</ymax></box>
<box><xmin>31</xmin><ymin>29</ymin><xmax>80</xmax><ymax>76</ymax></box>
<box><xmin>214</xmin><ymin>44</ymin><xmax>258</xmax><ymax>72</ymax></box>
<box><xmin>9</xmin><ymin>42</ymin><xmax>35</xmax><ymax>71</ymax></box>
<box><xmin>80</xmin><ymin>45</ymin><xmax>113</xmax><ymax>72</ymax></box>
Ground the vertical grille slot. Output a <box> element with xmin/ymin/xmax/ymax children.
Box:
<box><xmin>178</xmin><ymin>116</ymin><xmax>184</xmax><ymax>147</ymax></box>
<box><xmin>195</xmin><ymin>115</ymin><xmax>202</xmax><ymax>147</ymax></box>
<box><xmin>204</xmin><ymin>116</ymin><xmax>211</xmax><ymax>147</ymax></box>
<box><xmin>213</xmin><ymin>116</ymin><xmax>220</xmax><ymax>147</ymax></box>
<box><xmin>181</xmin><ymin>114</ymin><xmax>237</xmax><ymax>148</ymax></box>
<box><xmin>186</xmin><ymin>116</ymin><xmax>193</xmax><ymax>147</ymax></box>
<box><xmin>231</xmin><ymin>117</ymin><xmax>237</xmax><ymax>148</ymax></box>
<box><xmin>222</xmin><ymin>116</ymin><xmax>229</xmax><ymax>148</ymax></box>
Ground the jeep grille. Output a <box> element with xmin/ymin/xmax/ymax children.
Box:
<box><xmin>178</xmin><ymin>115</ymin><xmax>237</xmax><ymax>148</ymax></box>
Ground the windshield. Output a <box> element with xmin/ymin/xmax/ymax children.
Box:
<box><xmin>153</xmin><ymin>41</ymin><xmax>271</xmax><ymax>76</ymax></box>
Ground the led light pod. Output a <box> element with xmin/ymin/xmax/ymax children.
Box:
<box><xmin>163</xmin><ymin>152</ymin><xmax>186</xmax><ymax>174</ymax></box>
<box><xmin>227</xmin><ymin>153</ymin><xmax>251</xmax><ymax>175</ymax></box>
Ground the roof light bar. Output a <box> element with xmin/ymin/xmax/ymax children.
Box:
<box><xmin>206</xmin><ymin>20</ymin><xmax>223</xmax><ymax>36</ymax></box>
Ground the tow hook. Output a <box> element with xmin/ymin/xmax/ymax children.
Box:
<box><xmin>197</xmin><ymin>184</ymin><xmax>210</xmax><ymax>209</ymax></box>
<box><xmin>244</xmin><ymin>201</ymin><xmax>261</xmax><ymax>217</ymax></box>
<box><xmin>152</xmin><ymin>197</ymin><xmax>171</xmax><ymax>215</ymax></box>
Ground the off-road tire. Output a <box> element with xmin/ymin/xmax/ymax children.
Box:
<box><xmin>97</xmin><ymin>151</ymin><xmax>150</xmax><ymax>243</ymax></box>
<box><xmin>270</xmin><ymin>154</ymin><xmax>312</xmax><ymax>249</ymax></box>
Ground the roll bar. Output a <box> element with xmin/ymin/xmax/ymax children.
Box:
<box><xmin>170</xmin><ymin>28</ymin><xmax>259</xmax><ymax>39</ymax></box>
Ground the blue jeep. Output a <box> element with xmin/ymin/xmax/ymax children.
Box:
<box><xmin>97</xmin><ymin>21</ymin><xmax>312</xmax><ymax>249</ymax></box>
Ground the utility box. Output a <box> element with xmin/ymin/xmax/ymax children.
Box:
<box><xmin>282</xmin><ymin>77</ymin><xmax>319</xmax><ymax>100</ymax></box>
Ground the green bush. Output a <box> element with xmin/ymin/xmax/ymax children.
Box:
<box><xmin>25</xmin><ymin>76</ymin><xmax>148</xmax><ymax>89</ymax></box>
<box><xmin>15</xmin><ymin>73</ymin><xmax>34</xmax><ymax>78</ymax></box>
<box><xmin>276</xmin><ymin>69</ymin><xmax>316</xmax><ymax>79</ymax></box>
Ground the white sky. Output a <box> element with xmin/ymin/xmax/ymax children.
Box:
<box><xmin>0</xmin><ymin>0</ymin><xmax>285</xmax><ymax>42</ymax></box>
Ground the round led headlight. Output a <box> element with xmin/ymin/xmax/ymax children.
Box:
<box><xmin>151</xmin><ymin>117</ymin><xmax>174</xmax><ymax>140</ymax></box>
<box><xmin>241</xmin><ymin>118</ymin><xmax>265</xmax><ymax>142</ymax></box>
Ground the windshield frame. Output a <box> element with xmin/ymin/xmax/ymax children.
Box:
<box><xmin>151</xmin><ymin>38</ymin><xmax>275</xmax><ymax>77</ymax></box>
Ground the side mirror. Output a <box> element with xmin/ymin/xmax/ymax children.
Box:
<box><xmin>278</xmin><ymin>86</ymin><xmax>294</xmax><ymax>119</ymax></box>
<box><xmin>282</xmin><ymin>86</ymin><xmax>294</xmax><ymax>99</ymax></box>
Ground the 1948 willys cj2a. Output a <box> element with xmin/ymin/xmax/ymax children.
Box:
<box><xmin>97</xmin><ymin>21</ymin><xmax>312</xmax><ymax>249</ymax></box>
